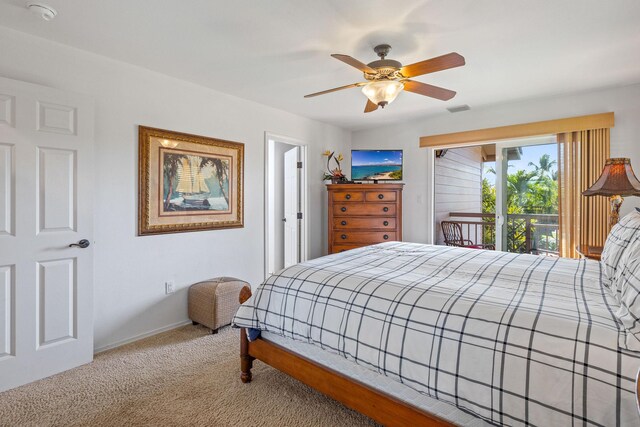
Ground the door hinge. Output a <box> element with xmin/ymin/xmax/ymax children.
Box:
<box><xmin>297</xmin><ymin>212</ymin><xmax>303</xmax><ymax>220</ymax></box>
<box><xmin>297</xmin><ymin>161</ymin><xmax>303</xmax><ymax>169</ymax></box>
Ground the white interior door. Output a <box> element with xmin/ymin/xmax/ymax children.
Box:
<box><xmin>283</xmin><ymin>146</ymin><xmax>299</xmax><ymax>268</ymax></box>
<box><xmin>0</xmin><ymin>76</ymin><xmax>94</xmax><ymax>392</ymax></box>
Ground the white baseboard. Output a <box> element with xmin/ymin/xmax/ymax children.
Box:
<box><xmin>94</xmin><ymin>319</ymin><xmax>193</xmax><ymax>354</ymax></box>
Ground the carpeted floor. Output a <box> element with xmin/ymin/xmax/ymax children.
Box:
<box><xmin>0</xmin><ymin>325</ymin><xmax>377</xmax><ymax>426</ymax></box>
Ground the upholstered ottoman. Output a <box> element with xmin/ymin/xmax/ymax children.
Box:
<box><xmin>188</xmin><ymin>277</ymin><xmax>249</xmax><ymax>334</ymax></box>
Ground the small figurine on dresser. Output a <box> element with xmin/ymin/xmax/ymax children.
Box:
<box><xmin>322</xmin><ymin>150</ymin><xmax>348</xmax><ymax>184</ymax></box>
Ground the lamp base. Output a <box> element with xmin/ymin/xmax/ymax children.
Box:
<box><xmin>609</xmin><ymin>195</ymin><xmax>623</xmax><ymax>228</ymax></box>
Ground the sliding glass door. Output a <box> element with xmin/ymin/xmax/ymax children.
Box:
<box><xmin>494</xmin><ymin>137</ymin><xmax>559</xmax><ymax>254</ymax></box>
<box><xmin>433</xmin><ymin>137</ymin><xmax>558</xmax><ymax>256</ymax></box>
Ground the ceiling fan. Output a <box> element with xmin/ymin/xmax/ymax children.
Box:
<box><xmin>304</xmin><ymin>44</ymin><xmax>465</xmax><ymax>113</ymax></box>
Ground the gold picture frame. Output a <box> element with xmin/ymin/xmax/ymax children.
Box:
<box><xmin>138</xmin><ymin>126</ymin><xmax>244</xmax><ymax>235</ymax></box>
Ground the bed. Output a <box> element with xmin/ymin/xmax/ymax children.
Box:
<box><xmin>233</xmin><ymin>241</ymin><xmax>640</xmax><ymax>426</ymax></box>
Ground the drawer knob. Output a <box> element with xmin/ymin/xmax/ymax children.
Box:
<box><xmin>341</xmin><ymin>234</ymin><xmax>347</xmax><ymax>240</ymax></box>
<box><xmin>378</xmin><ymin>194</ymin><xmax>384</xmax><ymax>200</ymax></box>
<box><xmin>341</xmin><ymin>221</ymin><xmax>347</xmax><ymax>226</ymax></box>
<box><xmin>383</xmin><ymin>221</ymin><xmax>389</xmax><ymax>226</ymax></box>
<box><xmin>345</xmin><ymin>194</ymin><xmax>351</xmax><ymax>200</ymax></box>
<box><xmin>341</xmin><ymin>207</ymin><xmax>347</xmax><ymax>212</ymax></box>
<box><xmin>383</xmin><ymin>207</ymin><xmax>389</xmax><ymax>212</ymax></box>
<box><xmin>383</xmin><ymin>235</ymin><xmax>389</xmax><ymax>240</ymax></box>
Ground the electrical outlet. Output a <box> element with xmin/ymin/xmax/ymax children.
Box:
<box><xmin>165</xmin><ymin>281</ymin><xmax>175</xmax><ymax>295</ymax></box>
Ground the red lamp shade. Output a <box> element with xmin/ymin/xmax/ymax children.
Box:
<box><xmin>582</xmin><ymin>158</ymin><xmax>640</xmax><ymax>197</ymax></box>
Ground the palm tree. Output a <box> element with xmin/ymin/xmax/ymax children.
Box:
<box><xmin>507</xmin><ymin>170</ymin><xmax>537</xmax><ymax>208</ymax></box>
<box><xmin>200</xmin><ymin>157</ymin><xmax>229</xmax><ymax>205</ymax></box>
<box><xmin>163</xmin><ymin>153</ymin><xmax>186</xmax><ymax>209</ymax></box>
<box><xmin>528</xmin><ymin>154</ymin><xmax>557</xmax><ymax>179</ymax></box>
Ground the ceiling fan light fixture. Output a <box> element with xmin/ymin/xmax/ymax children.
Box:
<box><xmin>361</xmin><ymin>80</ymin><xmax>404</xmax><ymax>108</ymax></box>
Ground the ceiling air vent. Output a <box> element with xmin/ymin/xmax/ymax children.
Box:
<box><xmin>447</xmin><ymin>104</ymin><xmax>470</xmax><ymax>113</ymax></box>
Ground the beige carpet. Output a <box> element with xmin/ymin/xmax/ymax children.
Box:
<box><xmin>0</xmin><ymin>325</ymin><xmax>377</xmax><ymax>426</ymax></box>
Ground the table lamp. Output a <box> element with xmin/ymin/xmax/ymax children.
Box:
<box><xmin>582</xmin><ymin>158</ymin><xmax>640</xmax><ymax>227</ymax></box>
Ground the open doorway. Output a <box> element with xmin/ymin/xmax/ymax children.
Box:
<box><xmin>265</xmin><ymin>133</ymin><xmax>308</xmax><ymax>278</ymax></box>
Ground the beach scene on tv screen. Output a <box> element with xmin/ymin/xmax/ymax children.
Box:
<box><xmin>352</xmin><ymin>150</ymin><xmax>403</xmax><ymax>180</ymax></box>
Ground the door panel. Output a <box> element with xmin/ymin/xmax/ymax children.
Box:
<box><xmin>37</xmin><ymin>148</ymin><xmax>76</xmax><ymax>233</ymax></box>
<box><xmin>0</xmin><ymin>76</ymin><xmax>94</xmax><ymax>392</ymax></box>
<box><xmin>497</xmin><ymin>142</ymin><xmax>559</xmax><ymax>255</ymax></box>
<box><xmin>37</xmin><ymin>102</ymin><xmax>77</xmax><ymax>135</ymax></box>
<box><xmin>37</xmin><ymin>259</ymin><xmax>76</xmax><ymax>347</ymax></box>
<box><xmin>0</xmin><ymin>265</ymin><xmax>13</xmax><ymax>358</ymax></box>
<box><xmin>0</xmin><ymin>95</ymin><xmax>14</xmax><ymax>127</ymax></box>
<box><xmin>0</xmin><ymin>144</ymin><xmax>13</xmax><ymax>236</ymax></box>
<box><xmin>283</xmin><ymin>147</ymin><xmax>299</xmax><ymax>268</ymax></box>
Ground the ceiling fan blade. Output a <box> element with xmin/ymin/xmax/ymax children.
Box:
<box><xmin>403</xmin><ymin>80</ymin><xmax>457</xmax><ymax>101</ymax></box>
<box><xmin>364</xmin><ymin>99</ymin><xmax>378</xmax><ymax>113</ymax></box>
<box><xmin>400</xmin><ymin>52</ymin><xmax>465</xmax><ymax>78</ymax></box>
<box><xmin>304</xmin><ymin>82</ymin><xmax>366</xmax><ymax>98</ymax></box>
<box><xmin>331</xmin><ymin>54</ymin><xmax>377</xmax><ymax>74</ymax></box>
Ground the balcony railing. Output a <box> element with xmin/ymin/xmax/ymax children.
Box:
<box><xmin>446</xmin><ymin>212</ymin><xmax>559</xmax><ymax>256</ymax></box>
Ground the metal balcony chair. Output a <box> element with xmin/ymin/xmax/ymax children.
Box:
<box><xmin>441</xmin><ymin>221</ymin><xmax>495</xmax><ymax>250</ymax></box>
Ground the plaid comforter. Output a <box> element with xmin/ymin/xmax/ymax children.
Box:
<box><xmin>233</xmin><ymin>242</ymin><xmax>640</xmax><ymax>426</ymax></box>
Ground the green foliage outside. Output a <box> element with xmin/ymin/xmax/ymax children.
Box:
<box><xmin>389</xmin><ymin>170</ymin><xmax>402</xmax><ymax>180</ymax></box>
<box><xmin>482</xmin><ymin>154</ymin><xmax>559</xmax><ymax>253</ymax></box>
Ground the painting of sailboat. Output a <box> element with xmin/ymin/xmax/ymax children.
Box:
<box><xmin>138</xmin><ymin>126</ymin><xmax>243</xmax><ymax>235</ymax></box>
<box><xmin>163</xmin><ymin>153</ymin><xmax>230</xmax><ymax>212</ymax></box>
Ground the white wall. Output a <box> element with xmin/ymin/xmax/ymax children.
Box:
<box><xmin>434</xmin><ymin>146</ymin><xmax>483</xmax><ymax>245</ymax></box>
<box><xmin>0</xmin><ymin>27</ymin><xmax>351</xmax><ymax>351</ymax></box>
<box><xmin>352</xmin><ymin>83</ymin><xmax>640</xmax><ymax>244</ymax></box>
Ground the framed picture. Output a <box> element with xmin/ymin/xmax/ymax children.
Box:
<box><xmin>138</xmin><ymin>126</ymin><xmax>244</xmax><ymax>235</ymax></box>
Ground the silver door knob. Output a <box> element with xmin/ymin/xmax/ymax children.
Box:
<box><xmin>69</xmin><ymin>239</ymin><xmax>90</xmax><ymax>248</ymax></box>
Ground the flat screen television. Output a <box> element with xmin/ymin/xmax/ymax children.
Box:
<box><xmin>351</xmin><ymin>150</ymin><xmax>403</xmax><ymax>181</ymax></box>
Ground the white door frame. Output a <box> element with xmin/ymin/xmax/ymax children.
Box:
<box><xmin>426</xmin><ymin>135</ymin><xmax>554</xmax><ymax>247</ymax></box>
<box><xmin>264</xmin><ymin>132</ymin><xmax>309</xmax><ymax>279</ymax></box>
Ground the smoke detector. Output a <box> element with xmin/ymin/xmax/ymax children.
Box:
<box><xmin>26</xmin><ymin>2</ymin><xmax>57</xmax><ymax>21</ymax></box>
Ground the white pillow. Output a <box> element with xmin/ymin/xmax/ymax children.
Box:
<box><xmin>601</xmin><ymin>210</ymin><xmax>640</xmax><ymax>297</ymax></box>
<box><xmin>614</xmin><ymin>255</ymin><xmax>640</xmax><ymax>351</ymax></box>
<box><xmin>613</xmin><ymin>230</ymin><xmax>640</xmax><ymax>299</ymax></box>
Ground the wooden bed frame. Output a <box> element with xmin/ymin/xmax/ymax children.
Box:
<box><xmin>238</xmin><ymin>286</ymin><xmax>453</xmax><ymax>426</ymax></box>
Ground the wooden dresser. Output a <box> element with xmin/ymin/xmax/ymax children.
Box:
<box><xmin>327</xmin><ymin>183</ymin><xmax>404</xmax><ymax>254</ymax></box>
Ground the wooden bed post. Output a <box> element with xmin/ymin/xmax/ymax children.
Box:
<box><xmin>239</xmin><ymin>286</ymin><xmax>254</xmax><ymax>383</ymax></box>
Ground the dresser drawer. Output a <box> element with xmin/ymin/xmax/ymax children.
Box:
<box><xmin>333</xmin><ymin>204</ymin><xmax>396</xmax><ymax>216</ymax></box>
<box><xmin>365</xmin><ymin>191</ymin><xmax>397</xmax><ymax>202</ymax></box>
<box><xmin>333</xmin><ymin>217</ymin><xmax>396</xmax><ymax>230</ymax></box>
<box><xmin>333</xmin><ymin>231</ymin><xmax>396</xmax><ymax>244</ymax></box>
<box><xmin>332</xmin><ymin>244</ymin><xmax>366</xmax><ymax>253</ymax></box>
<box><xmin>332</xmin><ymin>191</ymin><xmax>364</xmax><ymax>202</ymax></box>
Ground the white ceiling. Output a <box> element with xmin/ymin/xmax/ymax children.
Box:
<box><xmin>1</xmin><ymin>0</ymin><xmax>639</xmax><ymax>130</ymax></box>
